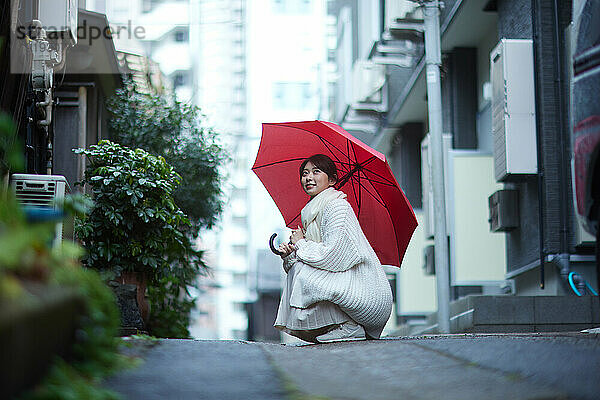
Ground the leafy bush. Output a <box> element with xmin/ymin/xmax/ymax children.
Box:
<box><xmin>0</xmin><ymin>56</ymin><xmax>124</xmax><ymax>398</ymax></box>
<box><xmin>0</xmin><ymin>112</ymin><xmax>24</xmax><ymax>182</ymax></box>
<box><xmin>0</xmin><ymin>194</ymin><xmax>126</xmax><ymax>400</ymax></box>
<box><xmin>75</xmin><ymin>140</ymin><xmax>206</xmax><ymax>337</ymax></box>
<box><xmin>23</xmin><ymin>265</ymin><xmax>130</xmax><ymax>400</ymax></box>
<box><xmin>107</xmin><ymin>82</ymin><xmax>228</xmax><ymax>236</ymax></box>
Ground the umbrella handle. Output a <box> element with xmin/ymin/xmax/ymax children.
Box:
<box><xmin>269</xmin><ymin>233</ymin><xmax>285</xmax><ymax>256</ymax></box>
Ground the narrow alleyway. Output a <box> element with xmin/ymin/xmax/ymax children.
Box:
<box><xmin>105</xmin><ymin>333</ymin><xmax>600</xmax><ymax>400</ymax></box>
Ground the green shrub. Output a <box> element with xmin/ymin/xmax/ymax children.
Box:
<box><xmin>75</xmin><ymin>140</ymin><xmax>206</xmax><ymax>337</ymax></box>
<box><xmin>23</xmin><ymin>265</ymin><xmax>129</xmax><ymax>400</ymax></box>
<box><xmin>0</xmin><ymin>61</ymin><xmax>124</xmax><ymax>399</ymax></box>
<box><xmin>0</xmin><ymin>194</ymin><xmax>126</xmax><ymax>400</ymax></box>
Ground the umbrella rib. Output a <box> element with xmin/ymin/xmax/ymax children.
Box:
<box><xmin>356</xmin><ymin>179</ymin><xmax>388</xmax><ymax>209</ymax></box>
<box><xmin>314</xmin><ymin>136</ymin><xmax>357</xmax><ymax>182</ymax></box>
<box><xmin>345</xmin><ymin>168</ymin><xmax>360</xmax><ymax>213</ymax></box>
<box><xmin>252</xmin><ymin>157</ymin><xmax>312</xmax><ymax>170</ymax></box>
<box><xmin>350</xmin><ymin>143</ymin><xmax>363</xmax><ymax>217</ymax></box>
<box><xmin>357</xmin><ymin>172</ymin><xmax>399</xmax><ymax>188</ymax></box>
<box><xmin>289</xmin><ymin>211</ymin><xmax>302</xmax><ymax>228</ymax></box>
<box><xmin>351</xmin><ymin>141</ymin><xmax>360</xmax><ymax>165</ymax></box>
<box><xmin>318</xmin><ymin>136</ymin><xmax>346</xmax><ymax>165</ymax></box>
<box><xmin>357</xmin><ymin>171</ymin><xmax>403</xmax><ymax>206</ymax></box>
<box><xmin>357</xmin><ymin>177</ymin><xmax>406</xmax><ymax>268</ymax></box>
<box><xmin>356</xmin><ymin>167</ymin><xmax>362</xmax><ymax>218</ymax></box>
<box><xmin>283</xmin><ymin>125</ymin><xmax>355</xmax><ymax>164</ymax></box>
<box><xmin>358</xmin><ymin>168</ymin><xmax>398</xmax><ymax>186</ymax></box>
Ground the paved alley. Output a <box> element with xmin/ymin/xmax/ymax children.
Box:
<box><xmin>105</xmin><ymin>332</ymin><xmax>600</xmax><ymax>400</ymax></box>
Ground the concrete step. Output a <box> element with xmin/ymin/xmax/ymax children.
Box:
<box><xmin>417</xmin><ymin>295</ymin><xmax>600</xmax><ymax>334</ymax></box>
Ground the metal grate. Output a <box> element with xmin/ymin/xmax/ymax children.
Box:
<box><xmin>14</xmin><ymin>179</ymin><xmax>57</xmax><ymax>208</ymax></box>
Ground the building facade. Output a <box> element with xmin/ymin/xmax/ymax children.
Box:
<box><xmin>87</xmin><ymin>0</ymin><xmax>193</xmax><ymax>101</ymax></box>
<box><xmin>1</xmin><ymin>0</ymin><xmax>124</xmax><ymax>190</ymax></box>
<box><xmin>326</xmin><ymin>0</ymin><xmax>598</xmax><ymax>333</ymax></box>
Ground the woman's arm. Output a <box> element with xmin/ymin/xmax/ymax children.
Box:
<box><xmin>282</xmin><ymin>252</ymin><xmax>297</xmax><ymax>273</ymax></box>
<box><xmin>294</xmin><ymin>199</ymin><xmax>363</xmax><ymax>272</ymax></box>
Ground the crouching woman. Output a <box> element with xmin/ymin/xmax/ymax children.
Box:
<box><xmin>274</xmin><ymin>154</ymin><xmax>393</xmax><ymax>343</ymax></box>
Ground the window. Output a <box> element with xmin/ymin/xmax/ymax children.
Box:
<box><xmin>273</xmin><ymin>82</ymin><xmax>314</xmax><ymax>110</ymax></box>
<box><xmin>232</xmin><ymin>301</ymin><xmax>246</xmax><ymax>313</ymax></box>
<box><xmin>231</xmin><ymin>186</ymin><xmax>247</xmax><ymax>200</ymax></box>
<box><xmin>232</xmin><ymin>245</ymin><xmax>247</xmax><ymax>257</ymax></box>
<box><xmin>232</xmin><ymin>215</ymin><xmax>247</xmax><ymax>226</ymax></box>
<box><xmin>173</xmin><ymin>27</ymin><xmax>189</xmax><ymax>42</ymax></box>
<box><xmin>272</xmin><ymin>0</ymin><xmax>312</xmax><ymax>14</ymax></box>
<box><xmin>171</xmin><ymin>71</ymin><xmax>187</xmax><ymax>88</ymax></box>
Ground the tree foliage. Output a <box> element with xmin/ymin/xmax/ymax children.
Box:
<box><xmin>75</xmin><ymin>141</ymin><xmax>204</xmax><ymax>337</ymax></box>
<box><xmin>106</xmin><ymin>83</ymin><xmax>228</xmax><ymax>236</ymax></box>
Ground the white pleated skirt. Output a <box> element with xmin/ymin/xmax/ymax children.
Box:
<box><xmin>274</xmin><ymin>262</ymin><xmax>350</xmax><ymax>342</ymax></box>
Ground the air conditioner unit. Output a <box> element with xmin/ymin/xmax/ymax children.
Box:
<box><xmin>38</xmin><ymin>0</ymin><xmax>78</xmax><ymax>44</ymax></box>
<box><xmin>420</xmin><ymin>133</ymin><xmax>452</xmax><ymax>239</ymax></box>
<box><xmin>490</xmin><ymin>39</ymin><xmax>537</xmax><ymax>181</ymax></box>
<box><xmin>351</xmin><ymin>60</ymin><xmax>387</xmax><ymax>112</ymax></box>
<box><xmin>10</xmin><ymin>174</ymin><xmax>70</xmax><ymax>245</ymax></box>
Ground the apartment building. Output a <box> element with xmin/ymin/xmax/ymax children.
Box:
<box><xmin>326</xmin><ymin>0</ymin><xmax>598</xmax><ymax>333</ymax></box>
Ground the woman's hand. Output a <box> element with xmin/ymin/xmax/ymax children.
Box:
<box><xmin>290</xmin><ymin>226</ymin><xmax>305</xmax><ymax>245</ymax></box>
<box><xmin>278</xmin><ymin>242</ymin><xmax>295</xmax><ymax>259</ymax></box>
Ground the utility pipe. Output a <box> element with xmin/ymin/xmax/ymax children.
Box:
<box><xmin>552</xmin><ymin>0</ymin><xmax>570</xmax><ymax>260</ymax></box>
<box><xmin>531</xmin><ymin>0</ymin><xmax>547</xmax><ymax>289</ymax></box>
<box><xmin>423</xmin><ymin>0</ymin><xmax>450</xmax><ymax>334</ymax></box>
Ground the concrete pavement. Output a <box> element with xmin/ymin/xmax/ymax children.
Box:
<box><xmin>105</xmin><ymin>332</ymin><xmax>600</xmax><ymax>400</ymax></box>
<box><xmin>105</xmin><ymin>340</ymin><xmax>284</xmax><ymax>400</ymax></box>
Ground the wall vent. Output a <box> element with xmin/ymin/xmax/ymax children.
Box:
<box><xmin>488</xmin><ymin>189</ymin><xmax>519</xmax><ymax>232</ymax></box>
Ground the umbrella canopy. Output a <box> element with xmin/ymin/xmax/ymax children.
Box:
<box><xmin>252</xmin><ymin>120</ymin><xmax>418</xmax><ymax>267</ymax></box>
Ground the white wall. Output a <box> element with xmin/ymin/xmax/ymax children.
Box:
<box><xmin>398</xmin><ymin>212</ymin><xmax>437</xmax><ymax>315</ymax></box>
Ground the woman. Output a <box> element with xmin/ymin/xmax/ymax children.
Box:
<box><xmin>274</xmin><ymin>154</ymin><xmax>393</xmax><ymax>343</ymax></box>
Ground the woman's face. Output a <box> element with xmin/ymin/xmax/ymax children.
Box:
<box><xmin>301</xmin><ymin>161</ymin><xmax>335</xmax><ymax>197</ymax></box>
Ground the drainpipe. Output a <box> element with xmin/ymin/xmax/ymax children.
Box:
<box><xmin>423</xmin><ymin>0</ymin><xmax>450</xmax><ymax>333</ymax></box>
<box><xmin>551</xmin><ymin>0</ymin><xmax>572</xmax><ymax>278</ymax></box>
<box><xmin>531</xmin><ymin>0</ymin><xmax>547</xmax><ymax>289</ymax></box>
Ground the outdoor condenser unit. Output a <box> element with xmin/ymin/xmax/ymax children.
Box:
<box><xmin>351</xmin><ymin>61</ymin><xmax>387</xmax><ymax>112</ymax></box>
<box><xmin>490</xmin><ymin>39</ymin><xmax>537</xmax><ymax>181</ymax></box>
<box><xmin>37</xmin><ymin>0</ymin><xmax>78</xmax><ymax>44</ymax></box>
<box><xmin>10</xmin><ymin>174</ymin><xmax>70</xmax><ymax>245</ymax></box>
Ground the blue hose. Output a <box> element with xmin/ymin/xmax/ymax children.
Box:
<box><xmin>568</xmin><ymin>272</ymin><xmax>599</xmax><ymax>296</ymax></box>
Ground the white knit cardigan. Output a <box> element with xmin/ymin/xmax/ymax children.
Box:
<box><xmin>275</xmin><ymin>197</ymin><xmax>393</xmax><ymax>339</ymax></box>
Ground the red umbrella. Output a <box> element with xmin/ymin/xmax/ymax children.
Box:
<box><xmin>251</xmin><ymin>120</ymin><xmax>417</xmax><ymax>268</ymax></box>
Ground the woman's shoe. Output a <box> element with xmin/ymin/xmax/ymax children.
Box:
<box><xmin>315</xmin><ymin>321</ymin><xmax>366</xmax><ymax>343</ymax></box>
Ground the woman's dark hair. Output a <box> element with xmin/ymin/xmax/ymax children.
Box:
<box><xmin>299</xmin><ymin>154</ymin><xmax>338</xmax><ymax>183</ymax></box>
